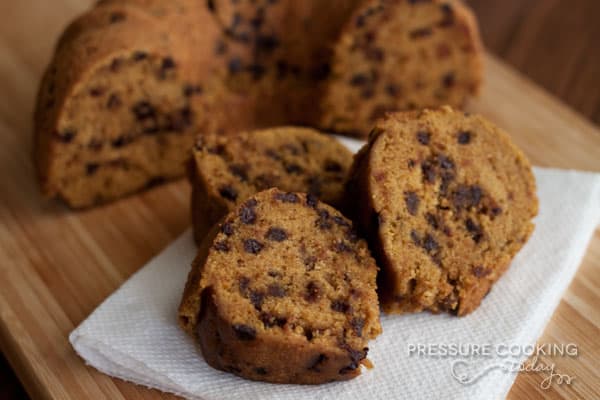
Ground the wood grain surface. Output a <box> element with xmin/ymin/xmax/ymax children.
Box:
<box><xmin>0</xmin><ymin>1</ymin><xmax>599</xmax><ymax>399</ymax></box>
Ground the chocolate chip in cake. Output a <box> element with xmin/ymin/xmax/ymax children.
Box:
<box><xmin>323</xmin><ymin>160</ymin><xmax>343</xmax><ymax>173</ymax></box>
<box><xmin>228</xmin><ymin>57</ymin><xmax>243</xmax><ymax>74</ymax></box>
<box><xmin>351</xmin><ymin>317</ymin><xmax>365</xmax><ymax>337</ymax></box>
<box><xmin>260</xmin><ymin>312</ymin><xmax>287</xmax><ymax>328</ymax></box>
<box><xmin>243</xmin><ymin>238</ymin><xmax>264</xmax><ymax>254</ymax></box>
<box><xmin>221</xmin><ymin>222</ymin><xmax>234</xmax><ymax>236</ymax></box>
<box><xmin>249</xmin><ymin>291</ymin><xmax>265</xmax><ymax>310</ymax></box>
<box><xmin>334</xmin><ymin>241</ymin><xmax>353</xmax><ymax>253</ymax></box>
<box><xmin>284</xmin><ymin>163</ymin><xmax>303</xmax><ymax>174</ymax></box>
<box><xmin>465</xmin><ymin>218</ymin><xmax>483</xmax><ymax>243</ymax></box>
<box><xmin>89</xmin><ymin>87</ymin><xmax>104</xmax><ymax>97</ymax></box>
<box><xmin>472</xmin><ymin>265</ymin><xmax>491</xmax><ymax>278</ymax></box>
<box><xmin>265</xmin><ymin>227</ymin><xmax>288</xmax><ymax>242</ymax></box>
<box><xmin>86</xmin><ymin>163</ymin><xmax>99</xmax><ymax>176</ymax></box>
<box><xmin>232</xmin><ymin>324</ymin><xmax>256</xmax><ymax>341</ymax></box>
<box><xmin>316</xmin><ymin>209</ymin><xmax>332</xmax><ymax>230</ymax></box>
<box><xmin>132</xmin><ymin>51</ymin><xmax>147</xmax><ymax>61</ymax></box>
<box><xmin>307</xmin><ymin>354</ymin><xmax>328</xmax><ymax>372</ymax></box>
<box><xmin>239</xmin><ymin>200</ymin><xmax>258</xmax><ymax>224</ymax></box>
<box><xmin>417</xmin><ymin>131</ymin><xmax>430</xmax><ymax>145</ymax></box>
<box><xmin>306</xmin><ymin>193</ymin><xmax>318</xmax><ymax>208</ymax></box>
<box><xmin>457</xmin><ymin>131</ymin><xmax>472</xmax><ymax>144</ymax></box>
<box><xmin>214</xmin><ymin>240</ymin><xmax>230</xmax><ymax>252</ymax></box>
<box><xmin>404</xmin><ymin>191</ymin><xmax>420</xmax><ymax>215</ymax></box>
<box><xmin>228</xmin><ymin>164</ymin><xmax>248</xmax><ymax>182</ymax></box>
<box><xmin>267</xmin><ymin>283</ymin><xmax>286</xmax><ymax>297</ymax></box>
<box><xmin>219</xmin><ymin>185</ymin><xmax>238</xmax><ymax>201</ymax></box>
<box><xmin>56</xmin><ymin>129</ymin><xmax>76</xmax><ymax>143</ymax></box>
<box><xmin>183</xmin><ymin>84</ymin><xmax>203</xmax><ymax>97</ymax></box>
<box><xmin>422</xmin><ymin>234</ymin><xmax>439</xmax><ymax>252</ymax></box>
<box><xmin>442</xmin><ymin>72</ymin><xmax>455</xmax><ymax>88</ymax></box>
<box><xmin>350</xmin><ymin>73</ymin><xmax>369</xmax><ymax>86</ymax></box>
<box><xmin>331</xmin><ymin>300</ymin><xmax>351</xmax><ymax>313</ymax></box>
<box><xmin>132</xmin><ymin>101</ymin><xmax>156</xmax><ymax>120</ymax></box>
<box><xmin>274</xmin><ymin>192</ymin><xmax>299</xmax><ymax>203</ymax></box>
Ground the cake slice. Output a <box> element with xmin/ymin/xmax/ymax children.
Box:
<box><xmin>319</xmin><ymin>0</ymin><xmax>483</xmax><ymax>137</ymax></box>
<box><xmin>178</xmin><ymin>188</ymin><xmax>382</xmax><ymax>384</ymax></box>
<box><xmin>34</xmin><ymin>1</ymin><xmax>220</xmax><ymax>207</ymax></box>
<box><xmin>346</xmin><ymin>106</ymin><xmax>538</xmax><ymax>315</ymax></box>
<box><xmin>189</xmin><ymin>126</ymin><xmax>353</xmax><ymax>243</ymax></box>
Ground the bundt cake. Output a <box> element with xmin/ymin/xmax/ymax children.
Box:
<box><xmin>179</xmin><ymin>188</ymin><xmax>382</xmax><ymax>383</ymax></box>
<box><xmin>34</xmin><ymin>0</ymin><xmax>482</xmax><ymax>208</ymax></box>
<box><xmin>345</xmin><ymin>106</ymin><xmax>537</xmax><ymax>316</ymax></box>
<box><xmin>189</xmin><ymin>126</ymin><xmax>353</xmax><ymax>243</ymax></box>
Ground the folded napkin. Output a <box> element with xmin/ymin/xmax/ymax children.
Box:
<box><xmin>70</xmin><ymin>137</ymin><xmax>600</xmax><ymax>400</ymax></box>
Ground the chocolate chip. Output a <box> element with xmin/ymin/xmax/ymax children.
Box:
<box><xmin>452</xmin><ymin>185</ymin><xmax>482</xmax><ymax>209</ymax></box>
<box><xmin>438</xmin><ymin>155</ymin><xmax>454</xmax><ymax>170</ymax></box>
<box><xmin>410</xmin><ymin>230</ymin><xmax>421</xmax><ymax>245</ymax></box>
<box><xmin>106</xmin><ymin>94</ymin><xmax>122</xmax><ymax>109</ymax></box>
<box><xmin>86</xmin><ymin>163</ymin><xmax>99</xmax><ymax>175</ymax></box>
<box><xmin>238</xmin><ymin>276</ymin><xmax>250</xmax><ymax>295</ymax></box>
<box><xmin>161</xmin><ymin>57</ymin><xmax>176</xmax><ymax>70</ymax></box>
<box><xmin>472</xmin><ymin>265</ymin><xmax>491</xmax><ymax>278</ymax></box>
<box><xmin>132</xmin><ymin>51</ymin><xmax>147</xmax><ymax>61</ymax></box>
<box><xmin>404</xmin><ymin>191</ymin><xmax>420</xmax><ymax>215</ymax></box>
<box><xmin>239</xmin><ymin>199</ymin><xmax>258</xmax><ymax>224</ymax></box>
<box><xmin>331</xmin><ymin>300</ymin><xmax>351</xmax><ymax>313</ymax></box>
<box><xmin>265</xmin><ymin>227</ymin><xmax>287</xmax><ymax>242</ymax></box>
<box><xmin>247</xmin><ymin>63</ymin><xmax>266</xmax><ymax>80</ymax></box>
<box><xmin>260</xmin><ymin>312</ymin><xmax>287</xmax><ymax>328</ymax></box>
<box><xmin>228</xmin><ymin>164</ymin><xmax>248</xmax><ymax>181</ymax></box>
<box><xmin>183</xmin><ymin>84</ymin><xmax>203</xmax><ymax>97</ymax></box>
<box><xmin>442</xmin><ymin>72</ymin><xmax>456</xmax><ymax>88</ymax></box>
<box><xmin>267</xmin><ymin>283</ymin><xmax>286</xmax><ymax>297</ymax></box>
<box><xmin>465</xmin><ymin>219</ymin><xmax>483</xmax><ymax>243</ymax></box>
<box><xmin>265</xmin><ymin>149</ymin><xmax>282</xmax><ymax>161</ymax></box>
<box><xmin>422</xmin><ymin>234</ymin><xmax>439</xmax><ymax>252</ymax></box>
<box><xmin>457</xmin><ymin>131</ymin><xmax>471</xmax><ymax>144</ymax></box>
<box><xmin>274</xmin><ymin>192</ymin><xmax>299</xmax><ymax>203</ymax></box>
<box><xmin>421</xmin><ymin>161</ymin><xmax>436</xmax><ymax>183</ymax></box>
<box><xmin>334</xmin><ymin>241</ymin><xmax>353</xmax><ymax>253</ymax></box>
<box><xmin>213</xmin><ymin>240</ymin><xmax>230</xmax><ymax>252</ymax></box>
<box><xmin>89</xmin><ymin>87</ymin><xmax>104</xmax><ymax>97</ymax></box>
<box><xmin>219</xmin><ymin>185</ymin><xmax>238</xmax><ymax>201</ymax></box>
<box><xmin>315</xmin><ymin>209</ymin><xmax>332</xmax><ymax>230</ymax></box>
<box><xmin>306</xmin><ymin>193</ymin><xmax>319</xmax><ymax>208</ymax></box>
<box><xmin>305</xmin><ymin>281</ymin><xmax>321</xmax><ymax>302</ymax></box>
<box><xmin>351</xmin><ymin>317</ymin><xmax>365</xmax><ymax>337</ymax></box>
<box><xmin>284</xmin><ymin>163</ymin><xmax>303</xmax><ymax>174</ymax></box>
<box><xmin>243</xmin><ymin>239</ymin><xmax>263</xmax><ymax>254</ymax></box>
<box><xmin>308</xmin><ymin>354</ymin><xmax>328</xmax><ymax>372</ymax></box>
<box><xmin>490</xmin><ymin>207</ymin><xmax>503</xmax><ymax>216</ymax></box>
<box><xmin>256</xmin><ymin>35</ymin><xmax>279</xmax><ymax>52</ymax></box>
<box><xmin>350</xmin><ymin>73</ymin><xmax>369</xmax><ymax>86</ymax></box>
<box><xmin>132</xmin><ymin>101</ymin><xmax>155</xmax><ymax>120</ymax></box>
<box><xmin>249</xmin><ymin>291</ymin><xmax>264</xmax><ymax>309</ymax></box>
<box><xmin>417</xmin><ymin>131</ymin><xmax>430</xmax><ymax>145</ymax></box>
<box><xmin>310</xmin><ymin>62</ymin><xmax>331</xmax><ymax>81</ymax></box>
<box><xmin>228</xmin><ymin>58</ymin><xmax>243</xmax><ymax>74</ymax></box>
<box><xmin>333</xmin><ymin>216</ymin><xmax>351</xmax><ymax>227</ymax></box>
<box><xmin>232</xmin><ymin>324</ymin><xmax>256</xmax><ymax>341</ymax></box>
<box><xmin>385</xmin><ymin>83</ymin><xmax>401</xmax><ymax>98</ymax></box>
<box><xmin>111</xmin><ymin>135</ymin><xmax>131</xmax><ymax>148</ymax></box>
<box><xmin>409</xmin><ymin>27</ymin><xmax>433</xmax><ymax>39</ymax></box>
<box><xmin>206</xmin><ymin>0</ymin><xmax>215</xmax><ymax>12</ymax></box>
<box><xmin>109</xmin><ymin>12</ymin><xmax>126</xmax><ymax>23</ymax></box>
<box><xmin>221</xmin><ymin>222</ymin><xmax>234</xmax><ymax>236</ymax></box>
<box><xmin>426</xmin><ymin>213</ymin><xmax>440</xmax><ymax>230</ymax></box>
<box><xmin>56</xmin><ymin>129</ymin><xmax>76</xmax><ymax>143</ymax></box>
<box><xmin>324</xmin><ymin>160</ymin><xmax>343</xmax><ymax>172</ymax></box>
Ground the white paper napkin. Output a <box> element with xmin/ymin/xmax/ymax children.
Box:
<box><xmin>70</xmin><ymin>138</ymin><xmax>600</xmax><ymax>400</ymax></box>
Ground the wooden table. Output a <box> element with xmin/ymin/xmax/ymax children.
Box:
<box><xmin>1</xmin><ymin>1</ymin><xmax>599</xmax><ymax>399</ymax></box>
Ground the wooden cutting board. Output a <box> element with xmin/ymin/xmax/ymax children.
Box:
<box><xmin>0</xmin><ymin>1</ymin><xmax>598</xmax><ymax>399</ymax></box>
